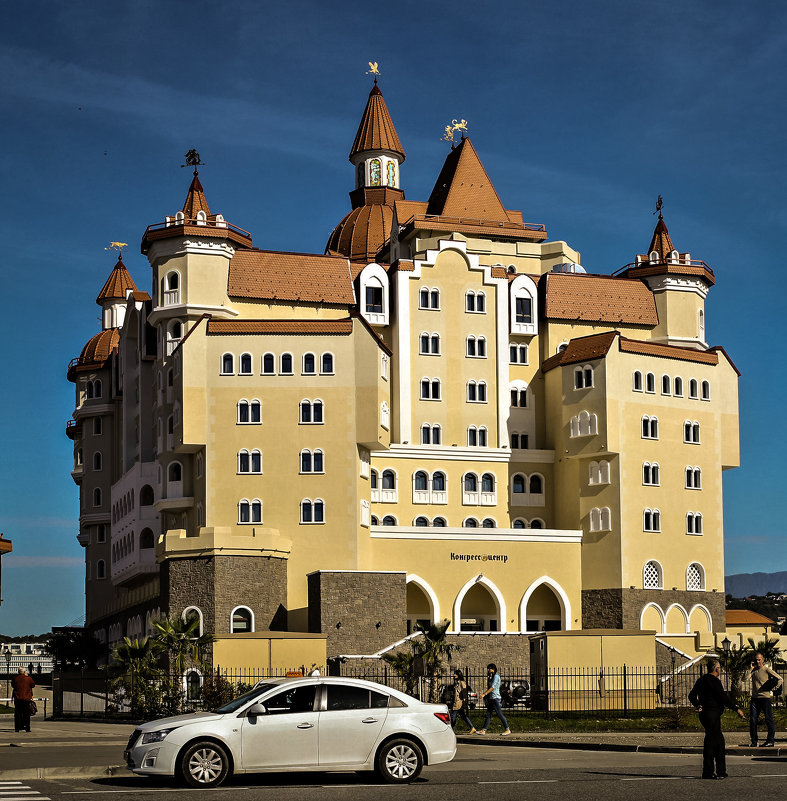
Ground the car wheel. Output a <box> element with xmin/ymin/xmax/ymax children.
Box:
<box><xmin>376</xmin><ymin>738</ymin><xmax>423</xmax><ymax>783</ymax></box>
<box><xmin>180</xmin><ymin>741</ymin><xmax>231</xmax><ymax>788</ymax></box>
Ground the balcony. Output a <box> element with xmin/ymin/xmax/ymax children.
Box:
<box><xmin>163</xmin><ymin>288</ymin><xmax>180</xmax><ymax>306</ymax></box>
<box><xmin>66</xmin><ymin>419</ymin><xmax>82</xmax><ymax>440</ymax></box>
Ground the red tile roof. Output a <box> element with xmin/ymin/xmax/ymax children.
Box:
<box><xmin>544</xmin><ymin>272</ymin><xmax>659</xmax><ymax>324</ymax></box>
<box><xmin>76</xmin><ymin>328</ymin><xmax>120</xmax><ymax>370</ymax></box>
<box><xmin>228</xmin><ymin>250</ymin><xmax>355</xmax><ymax>305</ymax></box>
<box><xmin>647</xmin><ymin>214</ymin><xmax>675</xmax><ymax>260</ymax></box>
<box><xmin>327</xmin><ymin>195</ymin><xmax>395</xmax><ymax>262</ymax></box>
<box><xmin>96</xmin><ymin>257</ymin><xmax>138</xmax><ymax>303</ymax></box>
<box><xmin>349</xmin><ymin>84</ymin><xmax>405</xmax><ymax>161</ymax></box>
<box><xmin>726</xmin><ymin>610</ymin><xmax>776</xmax><ymax>626</ymax></box>
<box><xmin>182</xmin><ymin>172</ymin><xmax>211</xmax><ymax>218</ymax></box>
<box><xmin>619</xmin><ymin>338</ymin><xmax>718</xmax><ymax>365</ymax></box>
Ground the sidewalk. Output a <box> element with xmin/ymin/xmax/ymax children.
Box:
<box><xmin>0</xmin><ymin>717</ymin><xmax>783</xmax><ymax>781</ymax></box>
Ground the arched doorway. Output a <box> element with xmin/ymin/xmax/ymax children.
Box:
<box><xmin>406</xmin><ymin>581</ymin><xmax>433</xmax><ymax>635</ymax></box>
<box><xmin>520</xmin><ymin>579</ymin><xmax>570</xmax><ymax>632</ymax></box>
<box><xmin>458</xmin><ymin>583</ymin><xmax>500</xmax><ymax>632</ymax></box>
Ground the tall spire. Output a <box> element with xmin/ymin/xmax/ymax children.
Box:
<box><xmin>182</xmin><ymin>172</ymin><xmax>211</xmax><ymax>219</ymax></box>
<box><xmin>349</xmin><ymin>83</ymin><xmax>405</xmax><ymax>162</ymax></box>
<box><xmin>647</xmin><ymin>201</ymin><xmax>676</xmax><ymax>260</ymax></box>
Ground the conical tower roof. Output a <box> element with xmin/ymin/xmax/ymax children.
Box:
<box><xmin>349</xmin><ymin>83</ymin><xmax>405</xmax><ymax>162</ymax></box>
<box><xmin>647</xmin><ymin>213</ymin><xmax>676</xmax><ymax>260</ymax></box>
<box><xmin>182</xmin><ymin>172</ymin><xmax>211</xmax><ymax>218</ymax></box>
<box><xmin>96</xmin><ymin>256</ymin><xmax>138</xmax><ymax>304</ymax></box>
<box><xmin>426</xmin><ymin>137</ymin><xmax>508</xmax><ymax>221</ymax></box>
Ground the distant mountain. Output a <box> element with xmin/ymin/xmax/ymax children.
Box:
<box><xmin>725</xmin><ymin>571</ymin><xmax>787</xmax><ymax>598</ymax></box>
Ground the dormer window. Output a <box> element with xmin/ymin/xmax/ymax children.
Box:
<box><xmin>510</xmin><ymin>275</ymin><xmax>538</xmax><ymax>335</ymax></box>
<box><xmin>669</xmin><ymin>250</ymin><xmax>679</xmax><ymax>263</ymax></box>
<box><xmin>649</xmin><ymin>250</ymin><xmax>659</xmax><ymax>263</ymax></box>
<box><xmin>359</xmin><ymin>264</ymin><xmax>389</xmax><ymax>325</ymax></box>
<box><xmin>196</xmin><ymin>209</ymin><xmax>207</xmax><ymax>225</ymax></box>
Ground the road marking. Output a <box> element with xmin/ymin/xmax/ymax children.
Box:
<box><xmin>62</xmin><ymin>790</ymin><xmax>252</xmax><ymax>795</ymax></box>
<box><xmin>620</xmin><ymin>777</ymin><xmax>685</xmax><ymax>781</ymax></box>
<box><xmin>479</xmin><ymin>780</ymin><xmax>558</xmax><ymax>784</ymax></box>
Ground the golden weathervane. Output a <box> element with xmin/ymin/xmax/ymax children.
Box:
<box><xmin>442</xmin><ymin>118</ymin><xmax>468</xmax><ymax>144</ymax></box>
<box><xmin>105</xmin><ymin>242</ymin><xmax>128</xmax><ymax>258</ymax></box>
<box><xmin>366</xmin><ymin>61</ymin><xmax>381</xmax><ymax>79</ymax></box>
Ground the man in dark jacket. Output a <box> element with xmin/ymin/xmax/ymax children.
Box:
<box><xmin>688</xmin><ymin>659</ymin><xmax>744</xmax><ymax>779</ymax></box>
<box><xmin>11</xmin><ymin>667</ymin><xmax>36</xmax><ymax>733</ymax></box>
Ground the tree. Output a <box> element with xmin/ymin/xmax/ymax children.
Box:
<box><xmin>108</xmin><ymin>636</ymin><xmax>167</xmax><ymax>719</ymax></box>
<box><xmin>381</xmin><ymin>650</ymin><xmax>418</xmax><ymax>696</ymax></box>
<box><xmin>413</xmin><ymin>620</ymin><xmax>457</xmax><ymax>703</ymax></box>
<box><xmin>151</xmin><ymin>615</ymin><xmax>215</xmax><ymax>674</ymax></box>
<box><xmin>44</xmin><ymin>628</ymin><xmax>106</xmax><ymax>671</ymax></box>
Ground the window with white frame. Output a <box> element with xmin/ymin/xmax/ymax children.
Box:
<box><xmin>420</xmin><ymin>378</ymin><xmax>441</xmax><ymax>400</ymax></box>
<box><xmin>674</xmin><ymin>376</ymin><xmax>683</xmax><ymax>396</ymax></box>
<box><xmin>221</xmin><ymin>353</ymin><xmax>234</xmax><ymax>375</ymax></box>
<box><xmin>684</xmin><ymin>420</ymin><xmax>701</xmax><ymax>443</ymax></box>
<box><xmin>570</xmin><ymin>410</ymin><xmax>598</xmax><ymax>437</ymax></box>
<box><xmin>262</xmin><ymin>353</ymin><xmax>276</xmax><ymax>375</ymax></box>
<box><xmin>509</xmin><ymin>343</ymin><xmax>529</xmax><ymax>364</ymax></box>
<box><xmin>645</xmin><ymin>372</ymin><xmax>656</xmax><ymax>393</ymax></box>
<box><xmin>300</xmin><ymin>498</ymin><xmax>325</xmax><ymax>524</ymax></box>
<box><xmin>238</xmin><ymin>499</ymin><xmax>262</xmax><ymax>524</ymax></box>
<box><xmin>701</xmin><ymin>380</ymin><xmax>710</xmax><ymax>401</ymax></box>
<box><xmin>380</xmin><ymin>401</ymin><xmax>390</xmax><ymax>430</ymax></box>
<box><xmin>381</xmin><ymin>353</ymin><xmax>388</xmax><ymax>380</ymax></box>
<box><xmin>685</xmin><ymin>466</ymin><xmax>702</xmax><ymax>489</ymax></box>
<box><xmin>236</xmin><ymin>399</ymin><xmax>261</xmax><ymax>424</ymax></box>
<box><xmin>303</xmin><ymin>352</ymin><xmax>316</xmax><ymax>375</ymax></box>
<box><xmin>419</xmin><ymin>287</ymin><xmax>440</xmax><ymax>310</ymax></box>
<box><xmin>513</xmin><ymin>518</ymin><xmax>526</xmax><ymax>529</ymax></box>
<box><xmin>463</xmin><ymin>517</ymin><xmax>479</xmax><ymax>528</ymax></box>
<box><xmin>574</xmin><ymin>365</ymin><xmax>594</xmax><ymax>390</ymax></box>
<box><xmin>381</xmin><ymin>514</ymin><xmax>396</xmax><ymax>526</ymax></box>
<box><xmin>510</xmin><ymin>386</ymin><xmax>528</xmax><ymax>407</ymax></box>
<box><xmin>689</xmin><ymin>379</ymin><xmax>698</xmax><ymax>399</ymax></box>
<box><xmin>462</xmin><ymin>473</ymin><xmax>479</xmax><ymax>504</ymax></box>
<box><xmin>643</xmin><ymin>508</ymin><xmax>661</xmax><ymax>532</ymax></box>
<box><xmin>467</xmin><ymin>381</ymin><xmax>487</xmax><ymax>402</ymax></box>
<box><xmin>421</xmin><ymin>424</ymin><xmax>441</xmax><ymax>445</ymax></box>
<box><xmin>510</xmin><ymin>432</ymin><xmax>527</xmax><ymax>449</ymax></box>
<box><xmin>467</xmin><ymin>426</ymin><xmax>489</xmax><ymax>447</ymax></box>
<box><xmin>686</xmin><ymin>512</ymin><xmax>703</xmax><ymax>535</ymax></box>
<box><xmin>661</xmin><ymin>374</ymin><xmax>671</xmax><ymax>395</ymax></box>
<box><xmin>482</xmin><ymin>518</ymin><xmax>496</xmax><ymax>528</ymax></box>
<box><xmin>300</xmin><ymin>449</ymin><xmax>324</xmax><ymax>474</ymax></box>
<box><xmin>432</xmin><ymin>517</ymin><xmax>446</xmax><ymax>527</ymax></box>
<box><xmin>530</xmin><ymin>518</ymin><xmax>545</xmax><ymax>529</ymax></box>
<box><xmin>465</xmin><ymin>290</ymin><xmax>486</xmax><ymax>313</ymax></box>
<box><xmin>419</xmin><ymin>333</ymin><xmax>440</xmax><ymax>355</ymax></box>
<box><xmin>299</xmin><ymin>399</ymin><xmax>324</xmax><ymax>423</ymax></box>
<box><xmin>467</xmin><ymin>336</ymin><xmax>487</xmax><ymax>358</ymax></box>
<box><xmin>633</xmin><ymin>370</ymin><xmax>643</xmax><ymax>392</ymax></box>
<box><xmin>643</xmin><ymin>462</ymin><xmax>660</xmax><ymax>485</ymax></box>
<box><xmin>320</xmin><ymin>353</ymin><xmax>334</xmax><ymax>374</ymax></box>
<box><xmin>510</xmin><ymin>275</ymin><xmax>538</xmax><ymax>334</ymax></box>
<box><xmin>280</xmin><ymin>353</ymin><xmax>293</xmax><ymax>374</ymax></box>
<box><xmin>643</xmin><ymin>560</ymin><xmax>663</xmax><ymax>589</ymax></box>
<box><xmin>589</xmin><ymin>507</ymin><xmax>612</xmax><ymax>532</ymax></box>
<box><xmin>231</xmin><ymin>607</ymin><xmax>254</xmax><ymax>633</ymax></box>
<box><xmin>698</xmin><ymin>309</ymin><xmax>705</xmax><ymax>341</ymax></box>
<box><xmin>239</xmin><ymin>352</ymin><xmax>253</xmax><ymax>375</ymax></box>
<box><xmin>414</xmin><ymin>516</ymin><xmax>429</xmax><ymax>527</ymax></box>
<box><xmin>686</xmin><ymin>562</ymin><xmax>705</xmax><ymax>591</ymax></box>
<box><xmin>641</xmin><ymin>415</ymin><xmax>659</xmax><ymax>439</ymax></box>
<box><xmin>589</xmin><ymin>460</ymin><xmax>610</xmax><ymax>485</ymax></box>
<box><xmin>511</xmin><ymin>473</ymin><xmax>545</xmax><ymax>506</ymax></box>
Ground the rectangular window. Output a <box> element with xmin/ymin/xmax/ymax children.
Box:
<box><xmin>365</xmin><ymin>286</ymin><xmax>383</xmax><ymax>314</ymax></box>
<box><xmin>515</xmin><ymin>296</ymin><xmax>533</xmax><ymax>324</ymax></box>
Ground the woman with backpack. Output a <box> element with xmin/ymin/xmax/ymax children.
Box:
<box><xmin>450</xmin><ymin>669</ymin><xmax>476</xmax><ymax>733</ymax></box>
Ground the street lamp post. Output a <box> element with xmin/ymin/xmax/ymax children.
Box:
<box><xmin>721</xmin><ymin>636</ymin><xmax>732</xmax><ymax>691</ymax></box>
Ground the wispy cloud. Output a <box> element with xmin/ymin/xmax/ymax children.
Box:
<box><xmin>4</xmin><ymin>556</ymin><xmax>83</xmax><ymax>568</ymax></box>
<box><xmin>0</xmin><ymin>46</ymin><xmax>346</xmax><ymax>160</ymax></box>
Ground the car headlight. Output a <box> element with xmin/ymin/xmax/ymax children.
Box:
<box><xmin>141</xmin><ymin>728</ymin><xmax>176</xmax><ymax>744</ymax></box>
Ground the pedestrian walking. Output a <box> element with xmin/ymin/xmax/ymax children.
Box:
<box><xmin>450</xmin><ymin>669</ymin><xmax>476</xmax><ymax>733</ymax></box>
<box><xmin>477</xmin><ymin>663</ymin><xmax>510</xmax><ymax>735</ymax></box>
<box><xmin>11</xmin><ymin>667</ymin><xmax>36</xmax><ymax>733</ymax></box>
<box><xmin>748</xmin><ymin>651</ymin><xmax>782</xmax><ymax>746</ymax></box>
<box><xmin>688</xmin><ymin>659</ymin><xmax>743</xmax><ymax>779</ymax></box>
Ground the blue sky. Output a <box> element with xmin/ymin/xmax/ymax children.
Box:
<box><xmin>1</xmin><ymin>1</ymin><xmax>785</xmax><ymax>636</ymax></box>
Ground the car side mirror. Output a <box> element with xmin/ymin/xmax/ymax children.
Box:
<box><xmin>247</xmin><ymin>702</ymin><xmax>266</xmax><ymax>716</ymax></box>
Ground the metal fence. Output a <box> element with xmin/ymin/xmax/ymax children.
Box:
<box><xmin>51</xmin><ymin>663</ymin><xmax>786</xmax><ymax>720</ymax></box>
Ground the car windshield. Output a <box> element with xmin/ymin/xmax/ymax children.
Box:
<box><xmin>212</xmin><ymin>683</ymin><xmax>277</xmax><ymax>714</ymax></box>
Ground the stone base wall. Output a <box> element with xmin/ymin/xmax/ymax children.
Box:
<box><xmin>308</xmin><ymin>571</ymin><xmax>406</xmax><ymax>657</ymax></box>
<box><xmin>582</xmin><ymin>588</ymin><xmax>725</xmax><ymax>632</ymax></box>
<box><xmin>162</xmin><ymin>554</ymin><xmax>288</xmax><ymax>640</ymax></box>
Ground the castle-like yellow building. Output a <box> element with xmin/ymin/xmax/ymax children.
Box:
<box><xmin>67</xmin><ymin>81</ymin><xmax>739</xmax><ymax>672</ymax></box>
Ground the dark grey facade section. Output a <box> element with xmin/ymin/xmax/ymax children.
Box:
<box><xmin>308</xmin><ymin>571</ymin><xmax>407</xmax><ymax>657</ymax></box>
<box><xmin>582</xmin><ymin>588</ymin><xmax>725</xmax><ymax>632</ymax></box>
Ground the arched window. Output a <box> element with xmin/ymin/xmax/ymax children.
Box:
<box><xmin>645</xmin><ymin>372</ymin><xmax>656</xmax><ymax>393</ymax></box>
<box><xmin>510</xmin><ymin>387</ymin><xmax>527</xmax><ymax>407</ymax></box>
<box><xmin>168</xmin><ymin>462</ymin><xmax>182</xmax><ymax>482</ymax></box>
<box><xmin>513</xmin><ymin>474</ymin><xmax>525</xmax><ymax>493</ymax></box>
<box><xmin>369</xmin><ymin>158</ymin><xmax>382</xmax><ymax>186</ymax></box>
<box><xmin>371</xmin><ymin>515</ymin><xmax>379</xmax><ymax>526</ymax></box>
<box><xmin>432</xmin><ymin>517</ymin><xmax>446</xmax><ymax>527</ymax></box>
<box><xmin>698</xmin><ymin>309</ymin><xmax>705</xmax><ymax>340</ymax></box>
<box><xmin>262</xmin><ymin>353</ymin><xmax>275</xmax><ymax>374</ymax></box>
<box><xmin>643</xmin><ymin>462</ymin><xmax>660</xmax><ymax>485</ymax></box>
<box><xmin>382</xmin><ymin>515</ymin><xmax>397</xmax><ymax>526</ymax></box>
<box><xmin>382</xmin><ymin>469</ymin><xmax>396</xmax><ymax>490</ymax></box>
<box><xmin>303</xmin><ymin>353</ymin><xmax>316</xmax><ymax>375</ymax></box>
<box><xmin>661</xmin><ymin>375</ymin><xmax>671</xmax><ymax>395</ymax></box>
<box><xmin>300</xmin><ymin>499</ymin><xmax>324</xmax><ymax>523</ymax></box>
<box><xmin>238</xmin><ymin>500</ymin><xmax>250</xmax><ymax>523</ymax></box>
<box><xmin>464</xmin><ymin>474</ymin><xmax>477</xmax><ymax>492</ymax></box>
<box><xmin>86</xmin><ymin>381</ymin><xmax>94</xmax><ymax>399</ymax></box>
<box><xmin>674</xmin><ymin>376</ymin><xmax>683</xmax><ymax>396</ymax></box>
<box><xmin>530</xmin><ymin>519</ymin><xmax>544</xmax><ymax>529</ymax></box>
<box><xmin>93</xmin><ymin>487</ymin><xmax>102</xmax><ymax>507</ymax></box>
<box><xmin>414</xmin><ymin>471</ymin><xmax>428</xmax><ymax>491</ymax></box>
<box><xmin>432</xmin><ymin>472</ymin><xmax>446</xmax><ymax>492</ymax></box>
<box><xmin>463</xmin><ymin>518</ymin><xmax>478</xmax><ymax>528</ymax></box>
<box><xmin>420</xmin><ymin>378</ymin><xmax>440</xmax><ymax>400</ymax></box>
<box><xmin>96</xmin><ymin>559</ymin><xmax>106</xmax><ymax>579</ymax></box>
<box><xmin>642</xmin><ymin>415</ymin><xmax>658</xmax><ymax>439</ymax></box>
<box><xmin>687</xmin><ymin>563</ymin><xmax>705</xmax><ymax>591</ymax></box>
<box><xmin>94</xmin><ymin>379</ymin><xmax>102</xmax><ymax>398</ymax></box>
<box><xmin>139</xmin><ymin>529</ymin><xmax>155</xmax><ymax>549</ymax></box>
<box><xmin>643</xmin><ymin>560</ymin><xmax>663</xmax><ymax>589</ymax></box>
<box><xmin>574</xmin><ymin>365</ymin><xmax>593</xmax><ymax>390</ymax></box>
<box><xmin>482</xmin><ymin>518</ymin><xmax>496</xmax><ymax>528</ymax></box>
<box><xmin>481</xmin><ymin>473</ymin><xmax>495</xmax><ymax>493</ymax></box>
<box><xmin>415</xmin><ymin>516</ymin><xmax>429</xmax><ymax>527</ymax></box>
<box><xmin>386</xmin><ymin>161</ymin><xmax>396</xmax><ymax>187</ymax></box>
<box><xmin>300</xmin><ymin>400</ymin><xmax>312</xmax><ymax>423</ymax></box>
<box><xmin>701</xmin><ymin>380</ymin><xmax>710</xmax><ymax>401</ymax></box>
<box><xmin>221</xmin><ymin>353</ymin><xmax>234</xmax><ymax>375</ymax></box>
<box><xmin>643</xmin><ymin>508</ymin><xmax>661</xmax><ymax>532</ymax></box>
<box><xmin>370</xmin><ymin>469</ymin><xmax>378</xmax><ymax>489</ymax></box>
<box><xmin>240</xmin><ymin>353</ymin><xmax>252</xmax><ymax>375</ymax></box>
<box><xmin>510</xmin><ymin>343</ymin><xmax>529</xmax><ymax>364</ymax></box>
<box><xmin>93</xmin><ymin>451</ymin><xmax>102</xmax><ymax>470</ymax></box>
<box><xmin>687</xmin><ymin>512</ymin><xmax>703</xmax><ymax>535</ymax></box>
<box><xmin>590</xmin><ymin>508</ymin><xmax>601</xmax><ymax>532</ymax></box>
<box><xmin>140</xmin><ymin>485</ymin><xmax>154</xmax><ymax>506</ymax></box>
<box><xmin>466</xmin><ymin>336</ymin><xmax>476</xmax><ymax>357</ymax></box>
<box><xmin>321</xmin><ymin>353</ymin><xmax>334</xmax><ymax>374</ymax></box>
<box><xmin>689</xmin><ymin>379</ymin><xmax>698</xmax><ymax>399</ymax></box>
<box><xmin>467</xmin><ymin>426</ymin><xmax>477</xmax><ymax>446</ymax></box>
<box><xmin>513</xmin><ymin>519</ymin><xmax>526</xmax><ymax>529</ymax></box>
<box><xmin>529</xmin><ymin>474</ymin><xmax>543</xmax><ymax>494</ymax></box>
<box><xmin>633</xmin><ymin>371</ymin><xmax>643</xmax><ymax>392</ymax></box>
<box><xmin>238</xmin><ymin>449</ymin><xmax>250</xmax><ymax>473</ymax></box>
<box><xmin>231</xmin><ymin>607</ymin><xmax>254</xmax><ymax>633</ymax></box>
<box><xmin>251</xmin><ymin>450</ymin><xmax>262</xmax><ymax>473</ymax></box>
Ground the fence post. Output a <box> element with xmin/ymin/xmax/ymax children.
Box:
<box><xmin>623</xmin><ymin>664</ymin><xmax>628</xmax><ymax>716</ymax></box>
<box><xmin>80</xmin><ymin>669</ymin><xmax>84</xmax><ymax>718</ymax></box>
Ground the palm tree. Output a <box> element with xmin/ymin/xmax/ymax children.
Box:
<box><xmin>381</xmin><ymin>650</ymin><xmax>418</xmax><ymax>696</ymax></box>
<box><xmin>412</xmin><ymin>619</ymin><xmax>457</xmax><ymax>703</ymax></box>
<box><xmin>111</xmin><ymin>636</ymin><xmax>165</xmax><ymax>716</ymax></box>
<box><xmin>745</xmin><ymin>636</ymin><xmax>784</xmax><ymax>666</ymax></box>
<box><xmin>152</xmin><ymin>615</ymin><xmax>215</xmax><ymax>674</ymax></box>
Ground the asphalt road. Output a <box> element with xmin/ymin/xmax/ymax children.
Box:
<box><xmin>6</xmin><ymin>744</ymin><xmax>787</xmax><ymax>801</ymax></box>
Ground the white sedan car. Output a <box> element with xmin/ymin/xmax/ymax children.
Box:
<box><xmin>125</xmin><ymin>676</ymin><xmax>456</xmax><ymax>788</ymax></box>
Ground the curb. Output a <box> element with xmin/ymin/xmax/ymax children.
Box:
<box><xmin>0</xmin><ymin>766</ymin><xmax>127</xmax><ymax>780</ymax></box>
<box><xmin>455</xmin><ymin>737</ymin><xmax>786</xmax><ymax>757</ymax></box>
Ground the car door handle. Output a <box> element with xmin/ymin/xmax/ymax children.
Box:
<box><xmin>297</xmin><ymin>722</ymin><xmax>314</xmax><ymax>729</ymax></box>
<box><xmin>362</xmin><ymin>717</ymin><xmax>379</xmax><ymax>724</ymax></box>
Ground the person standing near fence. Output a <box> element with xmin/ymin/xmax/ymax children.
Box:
<box><xmin>11</xmin><ymin>667</ymin><xmax>36</xmax><ymax>733</ymax></box>
<box><xmin>450</xmin><ymin>669</ymin><xmax>476</xmax><ymax>733</ymax></box>
<box><xmin>688</xmin><ymin>659</ymin><xmax>743</xmax><ymax>779</ymax></box>
<box><xmin>749</xmin><ymin>652</ymin><xmax>782</xmax><ymax>747</ymax></box>
<box><xmin>478</xmin><ymin>663</ymin><xmax>510</xmax><ymax>735</ymax></box>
